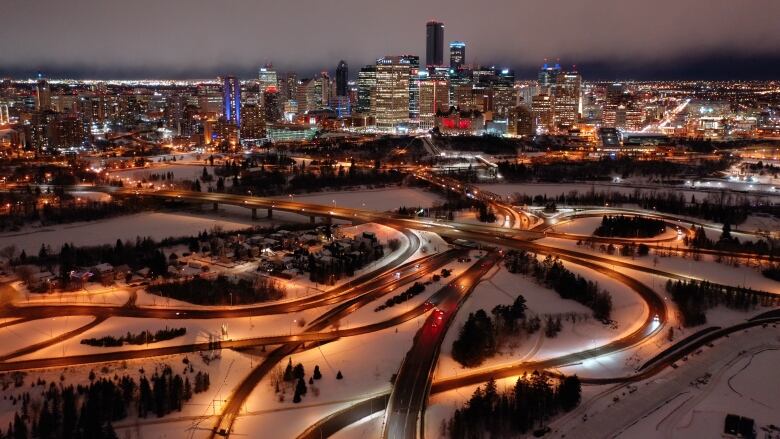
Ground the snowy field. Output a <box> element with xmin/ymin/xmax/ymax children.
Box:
<box><xmin>0</xmin><ymin>316</ymin><xmax>95</xmax><ymax>358</ymax></box>
<box><xmin>0</xmin><ymin>212</ymin><xmax>254</xmax><ymax>253</ymax></box>
<box><xmin>108</xmin><ymin>163</ymin><xmax>218</xmax><ymax>183</ymax></box>
<box><xmin>550</xmin><ymin>324</ymin><xmax>780</xmax><ymax>439</ymax></box>
<box><xmin>228</xmin><ymin>318</ymin><xmax>426</xmax><ymax>438</ymax></box>
<box><xmin>435</xmin><ymin>261</ymin><xmax>647</xmax><ymax>382</ymax></box>
<box><xmin>538</xmin><ymin>237</ymin><xmax>780</xmax><ymax>293</ymax></box>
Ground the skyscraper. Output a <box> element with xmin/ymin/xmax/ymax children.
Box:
<box><xmin>426</xmin><ymin>21</ymin><xmax>444</xmax><ymax>68</ymax></box>
<box><xmin>357</xmin><ymin>65</ymin><xmax>377</xmax><ymax>114</ymax></box>
<box><xmin>552</xmin><ymin>70</ymin><xmax>581</xmax><ymax>131</ymax></box>
<box><xmin>419</xmin><ymin>74</ymin><xmax>450</xmax><ymax>130</ymax></box>
<box><xmin>336</xmin><ymin>60</ymin><xmax>349</xmax><ymax>97</ymax></box>
<box><xmin>263</xmin><ymin>87</ymin><xmax>282</xmax><ymax>123</ymax></box>
<box><xmin>375</xmin><ymin>56</ymin><xmax>411</xmax><ymax>131</ymax></box>
<box><xmin>36</xmin><ymin>75</ymin><xmax>51</xmax><ymax>111</ymax></box>
<box><xmin>449</xmin><ymin>41</ymin><xmax>466</xmax><ymax>70</ymax></box>
<box><xmin>258</xmin><ymin>66</ymin><xmax>278</xmax><ymax>92</ymax></box>
<box><xmin>403</xmin><ymin>55</ymin><xmax>421</xmax><ymax>123</ymax></box>
<box><xmin>538</xmin><ymin>62</ymin><xmax>561</xmax><ymax>93</ymax></box>
<box><xmin>222</xmin><ymin>75</ymin><xmax>241</xmax><ymax>125</ymax></box>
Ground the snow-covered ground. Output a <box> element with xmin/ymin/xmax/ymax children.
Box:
<box><xmin>108</xmin><ymin>163</ymin><xmax>218</xmax><ymax>183</ymax></box>
<box><xmin>538</xmin><ymin>237</ymin><xmax>780</xmax><ymax>293</ymax></box>
<box><xmin>0</xmin><ymin>212</ymin><xmax>254</xmax><ymax>254</ymax></box>
<box><xmin>228</xmin><ymin>317</ymin><xmax>426</xmax><ymax>438</ymax></box>
<box><xmin>550</xmin><ymin>323</ymin><xmax>780</xmax><ymax>439</ymax></box>
<box><xmin>0</xmin><ymin>315</ymin><xmax>95</xmax><ymax>357</ymax></box>
<box><xmin>435</xmin><ymin>260</ymin><xmax>647</xmax><ymax>382</ymax></box>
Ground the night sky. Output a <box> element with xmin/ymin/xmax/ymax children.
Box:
<box><xmin>1</xmin><ymin>0</ymin><xmax>779</xmax><ymax>80</ymax></box>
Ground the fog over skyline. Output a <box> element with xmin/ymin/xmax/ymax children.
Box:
<box><xmin>1</xmin><ymin>0</ymin><xmax>779</xmax><ymax>80</ymax></box>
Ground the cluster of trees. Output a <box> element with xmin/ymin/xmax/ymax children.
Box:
<box><xmin>666</xmin><ymin>279</ymin><xmax>775</xmax><ymax>326</ymax></box>
<box><xmin>510</xmin><ymin>190</ymin><xmax>767</xmax><ymax>225</ymax></box>
<box><xmin>149</xmin><ymin>276</ymin><xmax>284</xmax><ymax>306</ymax></box>
<box><xmin>447</xmin><ymin>374</ymin><xmax>582</xmax><ymax>438</ymax></box>
<box><xmin>505</xmin><ymin>251</ymin><xmax>613</xmax><ymax>321</ymax></box>
<box><xmin>0</xmin><ymin>190</ymin><xmax>159</xmax><ymax>232</ymax></box>
<box><xmin>303</xmin><ymin>238</ymin><xmax>384</xmax><ymax>285</ymax></box>
<box><xmin>496</xmin><ymin>156</ymin><xmax>730</xmax><ymax>182</ymax></box>
<box><xmin>451</xmin><ymin>294</ymin><xmax>588</xmax><ymax>367</ymax></box>
<box><xmin>687</xmin><ymin>224</ymin><xmax>779</xmax><ymax>257</ymax></box>
<box><xmin>0</xmin><ymin>364</ymin><xmax>210</xmax><ymax>439</ymax></box>
<box><xmin>374</xmin><ymin>282</ymin><xmax>426</xmax><ymax>312</ymax></box>
<box><xmin>451</xmin><ymin>296</ymin><xmax>535</xmax><ymax>367</ymax></box>
<box><xmin>277</xmin><ymin>360</ymin><xmax>340</xmax><ymax>404</ymax></box>
<box><xmin>80</xmin><ymin>327</ymin><xmax>186</xmax><ymax>347</ymax></box>
<box><xmin>763</xmin><ymin>266</ymin><xmax>780</xmax><ymax>282</ymax></box>
<box><xmin>594</xmin><ymin>215</ymin><xmax>666</xmax><ymax>238</ymax></box>
<box><xmin>288</xmin><ymin>165</ymin><xmax>404</xmax><ymax>193</ymax></box>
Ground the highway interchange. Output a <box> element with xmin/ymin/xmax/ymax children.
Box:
<box><xmin>0</xmin><ymin>182</ymin><xmax>777</xmax><ymax>439</ymax></box>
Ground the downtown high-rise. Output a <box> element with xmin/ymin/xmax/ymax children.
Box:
<box><xmin>426</xmin><ymin>21</ymin><xmax>444</xmax><ymax>68</ymax></box>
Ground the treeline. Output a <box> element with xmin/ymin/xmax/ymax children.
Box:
<box><xmin>374</xmin><ymin>282</ymin><xmax>426</xmax><ymax>312</ymax></box>
<box><xmin>594</xmin><ymin>214</ymin><xmax>666</xmax><ymax>238</ymax></box>
<box><xmin>505</xmin><ymin>251</ymin><xmax>613</xmax><ymax>321</ymax></box>
<box><xmin>510</xmin><ymin>190</ymin><xmax>764</xmax><ymax>225</ymax></box>
<box><xmin>666</xmin><ymin>279</ymin><xmax>777</xmax><ymax>326</ymax></box>
<box><xmin>447</xmin><ymin>374</ymin><xmax>581</xmax><ymax>438</ymax></box>
<box><xmin>0</xmin><ymin>191</ymin><xmax>159</xmax><ymax>232</ymax></box>
<box><xmin>763</xmin><ymin>266</ymin><xmax>780</xmax><ymax>282</ymax></box>
<box><xmin>81</xmin><ymin>327</ymin><xmax>186</xmax><ymax>347</ymax></box>
<box><xmin>148</xmin><ymin>276</ymin><xmax>284</xmax><ymax>306</ymax></box>
<box><xmin>496</xmin><ymin>156</ymin><xmax>730</xmax><ymax>182</ymax></box>
<box><xmin>0</xmin><ymin>364</ymin><xmax>210</xmax><ymax>439</ymax></box>
<box><xmin>687</xmin><ymin>224</ymin><xmax>780</xmax><ymax>257</ymax></box>
<box><xmin>288</xmin><ymin>166</ymin><xmax>404</xmax><ymax>192</ymax></box>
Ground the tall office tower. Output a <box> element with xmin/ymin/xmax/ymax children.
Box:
<box><xmin>240</xmin><ymin>102</ymin><xmax>265</xmax><ymax>140</ymax></box>
<box><xmin>296</xmin><ymin>78</ymin><xmax>319</xmax><ymax>114</ymax></box>
<box><xmin>258</xmin><ymin>66</ymin><xmax>278</xmax><ymax>92</ymax></box>
<box><xmin>403</xmin><ymin>55</ymin><xmax>421</xmax><ymax>122</ymax></box>
<box><xmin>52</xmin><ymin>113</ymin><xmax>86</xmax><ymax>148</ymax></box>
<box><xmin>36</xmin><ymin>76</ymin><xmax>52</xmax><ymax>111</ymax></box>
<box><xmin>508</xmin><ymin>105</ymin><xmax>534</xmax><ymax>136</ymax></box>
<box><xmin>197</xmin><ymin>83</ymin><xmax>223</xmax><ymax>114</ymax></box>
<box><xmin>426</xmin><ymin>21</ymin><xmax>444</xmax><ymax>67</ymax></box>
<box><xmin>537</xmin><ymin>62</ymin><xmax>561</xmax><ymax>93</ymax></box>
<box><xmin>263</xmin><ymin>87</ymin><xmax>282</xmax><ymax>123</ymax></box>
<box><xmin>454</xmin><ymin>83</ymin><xmax>475</xmax><ymax>110</ymax></box>
<box><xmin>603</xmin><ymin>82</ymin><xmax>626</xmax><ymax>128</ymax></box>
<box><xmin>284</xmin><ymin>72</ymin><xmax>298</xmax><ymax>101</ymax></box>
<box><xmin>492</xmin><ymin>82</ymin><xmax>517</xmax><ymax>117</ymax></box>
<box><xmin>336</xmin><ymin>60</ymin><xmax>349</xmax><ymax>97</ymax></box>
<box><xmin>531</xmin><ymin>94</ymin><xmax>554</xmax><ymax>133</ymax></box>
<box><xmin>222</xmin><ymin>76</ymin><xmax>241</xmax><ymax>125</ymax></box>
<box><xmin>0</xmin><ymin>104</ymin><xmax>8</xmax><ymax>125</ymax></box>
<box><xmin>29</xmin><ymin>110</ymin><xmax>56</xmax><ymax>152</ymax></box>
<box><xmin>318</xmin><ymin>72</ymin><xmax>331</xmax><ymax>109</ymax></box>
<box><xmin>449</xmin><ymin>41</ymin><xmax>466</xmax><ymax>70</ymax></box>
<box><xmin>357</xmin><ymin>65</ymin><xmax>377</xmax><ymax>114</ymax></box>
<box><xmin>552</xmin><ymin>70</ymin><xmax>581</xmax><ymax>131</ymax></box>
<box><xmin>374</xmin><ymin>56</ymin><xmax>412</xmax><ymax>131</ymax></box>
<box><xmin>419</xmin><ymin>75</ymin><xmax>450</xmax><ymax>130</ymax></box>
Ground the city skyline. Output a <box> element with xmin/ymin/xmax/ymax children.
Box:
<box><xmin>1</xmin><ymin>0</ymin><xmax>779</xmax><ymax>80</ymax></box>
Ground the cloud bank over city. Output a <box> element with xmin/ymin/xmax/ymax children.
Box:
<box><xmin>1</xmin><ymin>0</ymin><xmax>779</xmax><ymax>79</ymax></box>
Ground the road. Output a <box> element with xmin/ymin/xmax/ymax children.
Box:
<box><xmin>383</xmin><ymin>252</ymin><xmax>501</xmax><ymax>439</ymax></box>
<box><xmin>207</xmin><ymin>245</ymin><xmax>463</xmax><ymax>437</ymax></box>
